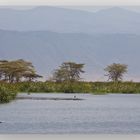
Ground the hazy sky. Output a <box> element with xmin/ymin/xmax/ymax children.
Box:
<box><xmin>1</xmin><ymin>6</ymin><xmax>140</xmax><ymax>13</ymax></box>
<box><xmin>62</xmin><ymin>6</ymin><xmax>140</xmax><ymax>13</ymax></box>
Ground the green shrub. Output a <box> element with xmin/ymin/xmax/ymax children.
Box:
<box><xmin>0</xmin><ymin>85</ymin><xmax>17</xmax><ymax>103</ymax></box>
<box><xmin>1</xmin><ymin>81</ymin><xmax>140</xmax><ymax>96</ymax></box>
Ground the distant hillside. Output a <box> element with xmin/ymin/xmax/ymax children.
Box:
<box><xmin>0</xmin><ymin>6</ymin><xmax>140</xmax><ymax>34</ymax></box>
<box><xmin>0</xmin><ymin>30</ymin><xmax>140</xmax><ymax>81</ymax></box>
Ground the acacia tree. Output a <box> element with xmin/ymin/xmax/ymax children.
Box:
<box><xmin>52</xmin><ymin>62</ymin><xmax>85</xmax><ymax>82</ymax></box>
<box><xmin>104</xmin><ymin>63</ymin><xmax>128</xmax><ymax>82</ymax></box>
<box><xmin>0</xmin><ymin>59</ymin><xmax>42</xmax><ymax>83</ymax></box>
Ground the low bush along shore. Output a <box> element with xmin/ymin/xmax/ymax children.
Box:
<box><xmin>1</xmin><ymin>81</ymin><xmax>140</xmax><ymax>103</ymax></box>
<box><xmin>15</xmin><ymin>81</ymin><xmax>140</xmax><ymax>94</ymax></box>
<box><xmin>0</xmin><ymin>83</ymin><xmax>17</xmax><ymax>103</ymax></box>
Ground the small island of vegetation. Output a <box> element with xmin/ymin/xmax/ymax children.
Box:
<box><xmin>0</xmin><ymin>59</ymin><xmax>140</xmax><ymax>103</ymax></box>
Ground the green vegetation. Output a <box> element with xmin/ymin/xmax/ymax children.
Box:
<box><xmin>0</xmin><ymin>59</ymin><xmax>42</xmax><ymax>83</ymax></box>
<box><xmin>0</xmin><ymin>83</ymin><xmax>17</xmax><ymax>103</ymax></box>
<box><xmin>105</xmin><ymin>63</ymin><xmax>128</xmax><ymax>82</ymax></box>
<box><xmin>91</xmin><ymin>81</ymin><xmax>140</xmax><ymax>94</ymax></box>
<box><xmin>0</xmin><ymin>59</ymin><xmax>42</xmax><ymax>103</ymax></box>
<box><xmin>0</xmin><ymin>59</ymin><xmax>139</xmax><ymax>103</ymax></box>
<box><xmin>51</xmin><ymin>62</ymin><xmax>85</xmax><ymax>82</ymax></box>
<box><xmin>0</xmin><ymin>81</ymin><xmax>140</xmax><ymax>95</ymax></box>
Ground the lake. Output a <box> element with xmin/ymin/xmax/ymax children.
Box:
<box><xmin>0</xmin><ymin>93</ymin><xmax>140</xmax><ymax>134</ymax></box>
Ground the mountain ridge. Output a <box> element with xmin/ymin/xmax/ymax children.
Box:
<box><xmin>0</xmin><ymin>29</ymin><xmax>139</xmax><ymax>81</ymax></box>
<box><xmin>0</xmin><ymin>6</ymin><xmax>140</xmax><ymax>34</ymax></box>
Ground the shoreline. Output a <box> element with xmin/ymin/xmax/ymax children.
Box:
<box><xmin>16</xmin><ymin>96</ymin><xmax>84</xmax><ymax>101</ymax></box>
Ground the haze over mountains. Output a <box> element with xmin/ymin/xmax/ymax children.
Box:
<box><xmin>0</xmin><ymin>6</ymin><xmax>140</xmax><ymax>81</ymax></box>
<box><xmin>0</xmin><ymin>6</ymin><xmax>140</xmax><ymax>34</ymax></box>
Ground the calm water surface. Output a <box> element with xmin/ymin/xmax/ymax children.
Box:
<box><xmin>0</xmin><ymin>93</ymin><xmax>140</xmax><ymax>134</ymax></box>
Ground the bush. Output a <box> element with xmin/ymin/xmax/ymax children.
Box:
<box><xmin>0</xmin><ymin>85</ymin><xmax>17</xmax><ymax>103</ymax></box>
<box><xmin>1</xmin><ymin>81</ymin><xmax>140</xmax><ymax>97</ymax></box>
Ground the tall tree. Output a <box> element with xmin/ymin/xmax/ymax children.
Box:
<box><xmin>0</xmin><ymin>59</ymin><xmax>42</xmax><ymax>83</ymax></box>
<box><xmin>104</xmin><ymin>63</ymin><xmax>128</xmax><ymax>82</ymax></box>
<box><xmin>52</xmin><ymin>62</ymin><xmax>85</xmax><ymax>82</ymax></box>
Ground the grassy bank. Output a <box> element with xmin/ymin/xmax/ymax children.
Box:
<box><xmin>1</xmin><ymin>81</ymin><xmax>140</xmax><ymax>94</ymax></box>
<box><xmin>1</xmin><ymin>81</ymin><xmax>140</xmax><ymax>103</ymax></box>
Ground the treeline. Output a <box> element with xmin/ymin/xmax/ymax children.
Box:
<box><xmin>0</xmin><ymin>59</ymin><xmax>135</xmax><ymax>103</ymax></box>
<box><xmin>0</xmin><ymin>59</ymin><xmax>128</xmax><ymax>83</ymax></box>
